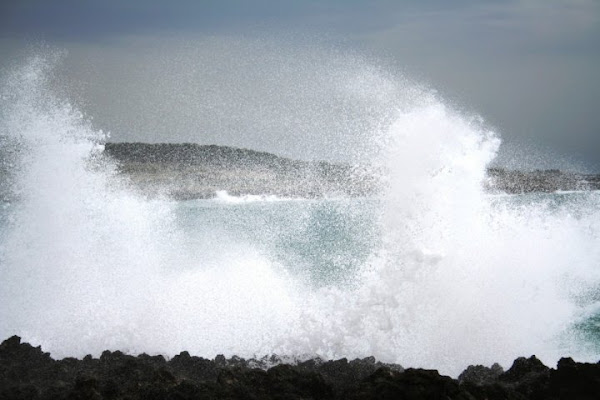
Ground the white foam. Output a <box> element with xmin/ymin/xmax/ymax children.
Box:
<box><xmin>213</xmin><ymin>190</ymin><xmax>301</xmax><ymax>203</ymax></box>
<box><xmin>1</xmin><ymin>52</ymin><xmax>599</xmax><ymax>378</ymax></box>
<box><xmin>281</xmin><ymin>99</ymin><xmax>600</xmax><ymax>374</ymax></box>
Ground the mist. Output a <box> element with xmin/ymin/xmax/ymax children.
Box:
<box><xmin>38</xmin><ymin>35</ymin><xmax>411</xmax><ymax>163</ymax></box>
<box><xmin>2</xmin><ymin>0</ymin><xmax>599</xmax><ymax>170</ymax></box>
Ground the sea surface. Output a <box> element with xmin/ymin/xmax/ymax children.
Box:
<box><xmin>2</xmin><ymin>188</ymin><xmax>598</xmax><ymax>376</ymax></box>
<box><xmin>0</xmin><ymin>52</ymin><xmax>599</xmax><ymax>377</ymax></box>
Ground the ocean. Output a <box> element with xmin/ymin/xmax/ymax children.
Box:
<box><xmin>0</xmin><ymin>52</ymin><xmax>599</xmax><ymax>378</ymax></box>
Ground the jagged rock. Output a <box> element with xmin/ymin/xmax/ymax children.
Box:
<box><xmin>349</xmin><ymin>367</ymin><xmax>466</xmax><ymax>400</ymax></box>
<box><xmin>549</xmin><ymin>357</ymin><xmax>600</xmax><ymax>400</ymax></box>
<box><xmin>499</xmin><ymin>356</ymin><xmax>550</xmax><ymax>400</ymax></box>
<box><xmin>168</xmin><ymin>352</ymin><xmax>218</xmax><ymax>382</ymax></box>
<box><xmin>2</xmin><ymin>336</ymin><xmax>600</xmax><ymax>399</ymax></box>
<box><xmin>500</xmin><ymin>356</ymin><xmax>550</xmax><ymax>383</ymax></box>
<box><xmin>458</xmin><ymin>363</ymin><xmax>504</xmax><ymax>385</ymax></box>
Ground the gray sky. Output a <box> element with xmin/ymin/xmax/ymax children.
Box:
<box><xmin>1</xmin><ymin>0</ymin><xmax>599</xmax><ymax>170</ymax></box>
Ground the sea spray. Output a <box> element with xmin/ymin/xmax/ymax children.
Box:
<box><xmin>0</xmin><ymin>52</ymin><xmax>170</xmax><ymax>354</ymax></box>
<box><xmin>0</xmin><ymin>52</ymin><xmax>300</xmax><ymax>358</ymax></box>
<box><xmin>0</xmin><ymin>50</ymin><xmax>599</xmax><ymax>377</ymax></box>
<box><xmin>286</xmin><ymin>99</ymin><xmax>600</xmax><ymax>374</ymax></box>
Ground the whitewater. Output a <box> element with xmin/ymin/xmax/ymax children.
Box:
<box><xmin>0</xmin><ymin>51</ymin><xmax>599</xmax><ymax>377</ymax></box>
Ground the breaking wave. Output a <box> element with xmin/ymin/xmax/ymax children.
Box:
<box><xmin>0</xmin><ymin>50</ymin><xmax>598</xmax><ymax>377</ymax></box>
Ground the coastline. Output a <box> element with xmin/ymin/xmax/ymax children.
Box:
<box><xmin>1</xmin><ymin>336</ymin><xmax>599</xmax><ymax>399</ymax></box>
<box><xmin>3</xmin><ymin>141</ymin><xmax>599</xmax><ymax>202</ymax></box>
<box><xmin>103</xmin><ymin>142</ymin><xmax>379</xmax><ymax>200</ymax></box>
<box><xmin>103</xmin><ymin>142</ymin><xmax>600</xmax><ymax>200</ymax></box>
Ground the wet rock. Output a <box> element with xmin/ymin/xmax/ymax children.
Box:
<box><xmin>549</xmin><ymin>357</ymin><xmax>600</xmax><ymax>400</ymax></box>
<box><xmin>168</xmin><ymin>352</ymin><xmax>217</xmax><ymax>382</ymax></box>
<box><xmin>498</xmin><ymin>356</ymin><xmax>550</xmax><ymax>399</ymax></box>
<box><xmin>349</xmin><ymin>367</ymin><xmax>466</xmax><ymax>400</ymax></box>
<box><xmin>501</xmin><ymin>356</ymin><xmax>549</xmax><ymax>383</ymax></box>
<box><xmin>266</xmin><ymin>364</ymin><xmax>333</xmax><ymax>399</ymax></box>
<box><xmin>69</xmin><ymin>376</ymin><xmax>101</xmax><ymax>400</ymax></box>
<box><xmin>459</xmin><ymin>363</ymin><xmax>504</xmax><ymax>385</ymax></box>
<box><xmin>2</xmin><ymin>336</ymin><xmax>600</xmax><ymax>399</ymax></box>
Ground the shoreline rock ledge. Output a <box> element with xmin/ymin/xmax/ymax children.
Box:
<box><xmin>1</xmin><ymin>336</ymin><xmax>599</xmax><ymax>399</ymax></box>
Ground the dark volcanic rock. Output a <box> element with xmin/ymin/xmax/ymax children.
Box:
<box><xmin>458</xmin><ymin>362</ymin><xmax>504</xmax><ymax>386</ymax></box>
<box><xmin>500</xmin><ymin>355</ymin><xmax>550</xmax><ymax>383</ymax></box>
<box><xmin>1</xmin><ymin>336</ymin><xmax>600</xmax><ymax>399</ymax></box>
<box><xmin>499</xmin><ymin>356</ymin><xmax>551</xmax><ymax>399</ymax></box>
<box><xmin>550</xmin><ymin>357</ymin><xmax>600</xmax><ymax>400</ymax></box>
<box><xmin>349</xmin><ymin>367</ymin><xmax>465</xmax><ymax>400</ymax></box>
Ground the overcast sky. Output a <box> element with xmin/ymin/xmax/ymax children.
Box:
<box><xmin>1</xmin><ymin>0</ymin><xmax>599</xmax><ymax>170</ymax></box>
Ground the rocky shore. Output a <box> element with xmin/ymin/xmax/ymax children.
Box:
<box><xmin>103</xmin><ymin>143</ymin><xmax>600</xmax><ymax>200</ymax></box>
<box><xmin>1</xmin><ymin>336</ymin><xmax>599</xmax><ymax>399</ymax></box>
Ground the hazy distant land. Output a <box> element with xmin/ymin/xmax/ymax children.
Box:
<box><xmin>103</xmin><ymin>142</ymin><xmax>379</xmax><ymax>200</ymax></box>
<box><xmin>103</xmin><ymin>143</ymin><xmax>600</xmax><ymax>199</ymax></box>
<box><xmin>485</xmin><ymin>167</ymin><xmax>600</xmax><ymax>194</ymax></box>
<box><xmin>1</xmin><ymin>141</ymin><xmax>599</xmax><ymax>202</ymax></box>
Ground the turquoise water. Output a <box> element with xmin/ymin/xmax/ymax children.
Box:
<box><xmin>1</xmin><ymin>189</ymin><xmax>599</xmax><ymax>369</ymax></box>
<box><xmin>166</xmin><ymin>191</ymin><xmax>600</xmax><ymax>356</ymax></box>
<box><xmin>174</xmin><ymin>197</ymin><xmax>380</xmax><ymax>287</ymax></box>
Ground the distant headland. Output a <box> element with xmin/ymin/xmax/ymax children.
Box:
<box><xmin>103</xmin><ymin>142</ymin><xmax>379</xmax><ymax>200</ymax></box>
<box><xmin>103</xmin><ymin>142</ymin><xmax>600</xmax><ymax>199</ymax></box>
